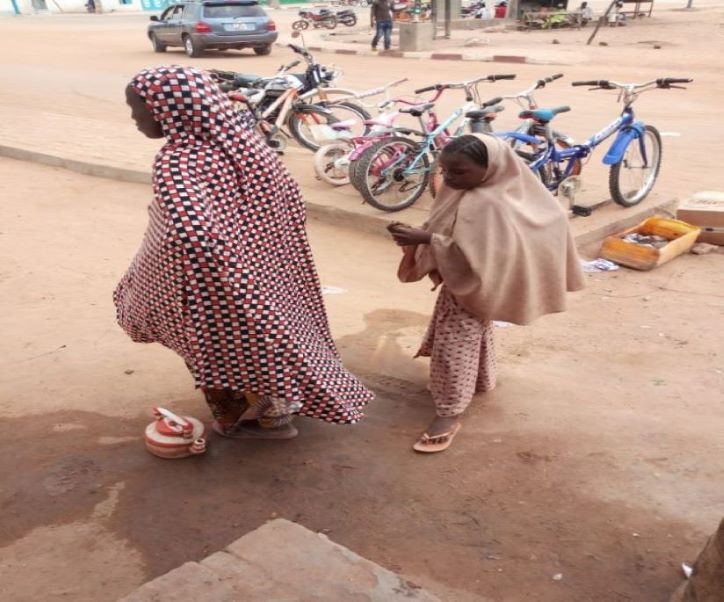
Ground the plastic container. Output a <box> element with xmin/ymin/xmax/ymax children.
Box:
<box><xmin>600</xmin><ymin>216</ymin><xmax>701</xmax><ymax>271</ymax></box>
<box><xmin>144</xmin><ymin>407</ymin><xmax>207</xmax><ymax>459</ymax></box>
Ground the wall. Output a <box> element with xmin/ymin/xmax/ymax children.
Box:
<box><xmin>4</xmin><ymin>0</ymin><xmax>145</xmax><ymax>13</ymax></box>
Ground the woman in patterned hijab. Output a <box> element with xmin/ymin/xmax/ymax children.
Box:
<box><xmin>115</xmin><ymin>65</ymin><xmax>373</xmax><ymax>439</ymax></box>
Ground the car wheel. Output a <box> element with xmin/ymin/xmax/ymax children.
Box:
<box><xmin>150</xmin><ymin>33</ymin><xmax>167</xmax><ymax>53</ymax></box>
<box><xmin>253</xmin><ymin>44</ymin><xmax>272</xmax><ymax>56</ymax></box>
<box><xmin>183</xmin><ymin>35</ymin><xmax>203</xmax><ymax>58</ymax></box>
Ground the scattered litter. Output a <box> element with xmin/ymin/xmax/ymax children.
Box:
<box><xmin>660</xmin><ymin>132</ymin><xmax>681</xmax><ymax>137</ymax></box>
<box><xmin>581</xmin><ymin>258</ymin><xmax>620</xmax><ymax>272</ymax></box>
<box><xmin>494</xmin><ymin>321</ymin><xmax>513</xmax><ymax>328</ymax></box>
<box><xmin>552</xmin><ymin>38</ymin><xmax>560</xmax><ymax>44</ymax></box>
<box><xmin>682</xmin><ymin>563</ymin><xmax>694</xmax><ymax>579</ymax></box>
<box><xmin>552</xmin><ymin>573</ymin><xmax>564</xmax><ymax>581</ymax></box>
<box><xmin>321</xmin><ymin>285</ymin><xmax>347</xmax><ymax>295</ymax></box>
<box><xmin>623</xmin><ymin>232</ymin><xmax>668</xmax><ymax>249</ymax></box>
<box><xmin>599</xmin><ymin>41</ymin><xmax>609</xmax><ymax>46</ymax></box>
<box><xmin>643</xmin><ymin>296</ymin><xmax>651</xmax><ymax>302</ymax></box>
<box><xmin>653</xmin><ymin>378</ymin><xmax>666</xmax><ymax>386</ymax></box>
<box><xmin>633</xmin><ymin>532</ymin><xmax>640</xmax><ymax>537</ymax></box>
<box><xmin>691</xmin><ymin>242</ymin><xmax>718</xmax><ymax>255</ymax></box>
<box><xmin>124</xmin><ymin>369</ymin><xmax>135</xmax><ymax>375</ymax></box>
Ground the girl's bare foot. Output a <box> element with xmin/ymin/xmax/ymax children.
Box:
<box><xmin>426</xmin><ymin>416</ymin><xmax>460</xmax><ymax>437</ymax></box>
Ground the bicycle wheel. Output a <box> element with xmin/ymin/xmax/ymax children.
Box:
<box><xmin>314</xmin><ymin>142</ymin><xmax>353</xmax><ymax>186</ymax></box>
<box><xmin>326</xmin><ymin>101</ymin><xmax>372</xmax><ymax>138</ymax></box>
<box><xmin>355</xmin><ymin>137</ymin><xmax>430</xmax><ymax>212</ymax></box>
<box><xmin>287</xmin><ymin>108</ymin><xmax>339</xmax><ymax>152</ymax></box>
<box><xmin>608</xmin><ymin>125</ymin><xmax>662</xmax><ymax>207</ymax></box>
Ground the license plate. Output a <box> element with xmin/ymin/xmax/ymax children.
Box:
<box><xmin>224</xmin><ymin>22</ymin><xmax>253</xmax><ymax>31</ymax></box>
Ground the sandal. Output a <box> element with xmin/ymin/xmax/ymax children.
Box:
<box><xmin>212</xmin><ymin>420</ymin><xmax>298</xmax><ymax>440</ymax></box>
<box><xmin>413</xmin><ymin>423</ymin><xmax>461</xmax><ymax>454</ymax></box>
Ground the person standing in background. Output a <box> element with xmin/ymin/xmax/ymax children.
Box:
<box><xmin>370</xmin><ymin>0</ymin><xmax>393</xmax><ymax>51</ymax></box>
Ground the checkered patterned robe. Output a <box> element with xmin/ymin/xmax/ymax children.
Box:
<box><xmin>114</xmin><ymin>66</ymin><xmax>372</xmax><ymax>423</ymax></box>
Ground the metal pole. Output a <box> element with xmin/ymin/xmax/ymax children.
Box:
<box><xmin>686</xmin><ymin>0</ymin><xmax>693</xmax><ymax>8</ymax></box>
<box><xmin>10</xmin><ymin>0</ymin><xmax>20</xmax><ymax>13</ymax></box>
<box><xmin>444</xmin><ymin>0</ymin><xmax>450</xmax><ymax>38</ymax></box>
<box><xmin>586</xmin><ymin>0</ymin><xmax>616</xmax><ymax>45</ymax></box>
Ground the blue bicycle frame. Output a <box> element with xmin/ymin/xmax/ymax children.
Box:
<box><xmin>382</xmin><ymin>107</ymin><xmax>466</xmax><ymax>178</ymax></box>
<box><xmin>501</xmin><ymin>106</ymin><xmax>650</xmax><ymax>191</ymax></box>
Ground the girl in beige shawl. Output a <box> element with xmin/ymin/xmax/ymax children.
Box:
<box><xmin>389</xmin><ymin>134</ymin><xmax>584</xmax><ymax>453</ymax></box>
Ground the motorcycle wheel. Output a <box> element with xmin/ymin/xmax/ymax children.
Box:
<box><xmin>292</xmin><ymin>20</ymin><xmax>309</xmax><ymax>30</ymax></box>
<box><xmin>323</xmin><ymin>16</ymin><xmax>338</xmax><ymax>29</ymax></box>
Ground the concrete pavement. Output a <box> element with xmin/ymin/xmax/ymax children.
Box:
<box><xmin>120</xmin><ymin>519</ymin><xmax>443</xmax><ymax>602</ymax></box>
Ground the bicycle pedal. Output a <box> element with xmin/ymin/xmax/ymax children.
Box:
<box><xmin>571</xmin><ymin>205</ymin><xmax>592</xmax><ymax>217</ymax></box>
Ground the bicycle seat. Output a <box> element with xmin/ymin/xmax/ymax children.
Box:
<box><xmin>466</xmin><ymin>105</ymin><xmax>505</xmax><ymax>120</ymax></box>
<box><xmin>518</xmin><ymin>106</ymin><xmax>571</xmax><ymax>123</ymax></box>
<box><xmin>400</xmin><ymin>102</ymin><xmax>435</xmax><ymax>117</ymax></box>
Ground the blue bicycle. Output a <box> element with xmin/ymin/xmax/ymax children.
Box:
<box><xmin>504</xmin><ymin>77</ymin><xmax>692</xmax><ymax>208</ymax></box>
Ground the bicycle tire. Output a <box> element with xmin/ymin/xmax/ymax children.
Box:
<box><xmin>355</xmin><ymin>136</ymin><xmax>430</xmax><ymax>212</ymax></box>
<box><xmin>314</xmin><ymin>142</ymin><xmax>353</xmax><ymax>186</ymax></box>
<box><xmin>348</xmin><ymin>156</ymin><xmax>364</xmax><ymax>191</ymax></box>
<box><xmin>608</xmin><ymin>124</ymin><xmax>662</xmax><ymax>208</ymax></box>
<box><xmin>287</xmin><ymin>107</ymin><xmax>339</xmax><ymax>152</ymax></box>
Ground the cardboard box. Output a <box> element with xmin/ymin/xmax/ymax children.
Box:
<box><xmin>600</xmin><ymin>216</ymin><xmax>700</xmax><ymax>271</ymax></box>
<box><xmin>676</xmin><ymin>191</ymin><xmax>724</xmax><ymax>246</ymax></box>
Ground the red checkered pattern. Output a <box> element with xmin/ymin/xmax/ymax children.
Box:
<box><xmin>114</xmin><ymin>66</ymin><xmax>372</xmax><ymax>423</ymax></box>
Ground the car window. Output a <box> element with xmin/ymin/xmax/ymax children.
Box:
<box><xmin>159</xmin><ymin>6</ymin><xmax>176</xmax><ymax>19</ymax></box>
<box><xmin>203</xmin><ymin>3</ymin><xmax>265</xmax><ymax>18</ymax></box>
<box><xmin>182</xmin><ymin>3</ymin><xmax>196</xmax><ymax>18</ymax></box>
<box><xmin>168</xmin><ymin>5</ymin><xmax>184</xmax><ymax>20</ymax></box>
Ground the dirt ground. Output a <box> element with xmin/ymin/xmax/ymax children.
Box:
<box><xmin>1</xmin><ymin>4</ymin><xmax>724</xmax><ymax>602</ymax></box>
<box><xmin>1</xmin><ymin>158</ymin><xmax>723</xmax><ymax>602</ymax></box>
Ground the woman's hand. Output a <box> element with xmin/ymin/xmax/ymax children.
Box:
<box><xmin>387</xmin><ymin>222</ymin><xmax>432</xmax><ymax>247</ymax></box>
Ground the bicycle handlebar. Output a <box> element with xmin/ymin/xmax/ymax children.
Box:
<box><xmin>536</xmin><ymin>73</ymin><xmax>564</xmax><ymax>88</ymax></box>
<box><xmin>572</xmin><ymin>77</ymin><xmax>693</xmax><ymax>89</ymax></box>
<box><xmin>481</xmin><ymin>96</ymin><xmax>503</xmax><ymax>108</ymax></box>
<box><xmin>571</xmin><ymin>80</ymin><xmax>612</xmax><ymax>87</ymax></box>
<box><xmin>413</xmin><ymin>74</ymin><xmax>517</xmax><ymax>95</ymax></box>
<box><xmin>657</xmin><ymin>77</ymin><xmax>693</xmax><ymax>87</ymax></box>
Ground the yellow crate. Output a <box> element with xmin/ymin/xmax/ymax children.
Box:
<box><xmin>600</xmin><ymin>216</ymin><xmax>701</xmax><ymax>271</ymax></box>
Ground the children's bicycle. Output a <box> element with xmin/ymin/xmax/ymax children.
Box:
<box><xmin>353</xmin><ymin>75</ymin><xmax>514</xmax><ymax>211</ymax></box>
<box><xmin>513</xmin><ymin>77</ymin><xmax>692</xmax><ymax>207</ymax></box>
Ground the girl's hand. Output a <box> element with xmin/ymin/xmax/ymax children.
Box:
<box><xmin>387</xmin><ymin>223</ymin><xmax>432</xmax><ymax>247</ymax></box>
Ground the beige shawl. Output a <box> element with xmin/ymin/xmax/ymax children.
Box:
<box><xmin>398</xmin><ymin>134</ymin><xmax>585</xmax><ymax>325</ymax></box>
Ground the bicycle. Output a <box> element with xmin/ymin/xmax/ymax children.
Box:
<box><xmin>516</xmin><ymin>77</ymin><xmax>692</xmax><ymax>207</ymax></box>
<box><xmin>311</xmin><ymin>78</ymin><xmax>414</xmax><ymax>186</ymax></box>
<box><xmin>353</xmin><ymin>75</ymin><xmax>514</xmax><ymax>211</ymax></box>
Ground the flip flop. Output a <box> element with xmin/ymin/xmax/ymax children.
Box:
<box><xmin>413</xmin><ymin>423</ymin><xmax>462</xmax><ymax>454</ymax></box>
<box><xmin>212</xmin><ymin>420</ymin><xmax>298</xmax><ymax>440</ymax></box>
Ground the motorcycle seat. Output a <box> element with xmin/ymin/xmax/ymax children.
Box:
<box><xmin>232</xmin><ymin>74</ymin><xmax>261</xmax><ymax>87</ymax></box>
<box><xmin>518</xmin><ymin>106</ymin><xmax>571</xmax><ymax>123</ymax></box>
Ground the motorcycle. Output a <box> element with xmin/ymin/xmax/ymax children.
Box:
<box><xmin>292</xmin><ymin>9</ymin><xmax>338</xmax><ymax>30</ymax></box>
<box><xmin>210</xmin><ymin>45</ymin><xmax>372</xmax><ymax>152</ymax></box>
<box><xmin>336</xmin><ymin>9</ymin><xmax>358</xmax><ymax>27</ymax></box>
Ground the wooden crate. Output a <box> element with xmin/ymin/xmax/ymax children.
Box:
<box><xmin>600</xmin><ymin>216</ymin><xmax>700</xmax><ymax>271</ymax></box>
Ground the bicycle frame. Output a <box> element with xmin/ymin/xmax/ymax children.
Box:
<box><xmin>527</xmin><ymin>105</ymin><xmax>648</xmax><ymax>189</ymax></box>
